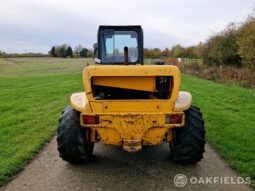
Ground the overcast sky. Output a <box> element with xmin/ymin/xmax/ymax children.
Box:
<box><xmin>0</xmin><ymin>0</ymin><xmax>254</xmax><ymax>53</ymax></box>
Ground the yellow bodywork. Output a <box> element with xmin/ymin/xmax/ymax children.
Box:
<box><xmin>71</xmin><ymin>65</ymin><xmax>192</xmax><ymax>152</ymax></box>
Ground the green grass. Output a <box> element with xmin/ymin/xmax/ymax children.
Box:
<box><xmin>144</xmin><ymin>58</ymin><xmax>153</xmax><ymax>65</ymax></box>
<box><xmin>0</xmin><ymin>57</ymin><xmax>89</xmax><ymax>184</ymax></box>
<box><xmin>0</xmin><ymin>58</ymin><xmax>254</xmax><ymax>187</ymax></box>
<box><xmin>0</xmin><ymin>57</ymin><xmax>90</xmax><ymax>76</ymax></box>
<box><xmin>181</xmin><ymin>74</ymin><xmax>255</xmax><ymax>187</ymax></box>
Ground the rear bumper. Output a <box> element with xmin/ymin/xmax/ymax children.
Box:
<box><xmin>80</xmin><ymin>112</ymin><xmax>185</xmax><ymax>152</ymax></box>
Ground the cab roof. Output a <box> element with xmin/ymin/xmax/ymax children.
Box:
<box><xmin>99</xmin><ymin>25</ymin><xmax>142</xmax><ymax>30</ymax></box>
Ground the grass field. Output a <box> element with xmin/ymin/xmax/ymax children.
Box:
<box><xmin>0</xmin><ymin>57</ymin><xmax>254</xmax><ymax>187</ymax></box>
<box><xmin>182</xmin><ymin>74</ymin><xmax>255</xmax><ymax>187</ymax></box>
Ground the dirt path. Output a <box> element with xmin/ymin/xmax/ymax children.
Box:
<box><xmin>0</xmin><ymin>137</ymin><xmax>253</xmax><ymax>191</ymax></box>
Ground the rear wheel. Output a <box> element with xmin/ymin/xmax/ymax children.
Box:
<box><xmin>57</xmin><ymin>106</ymin><xmax>94</xmax><ymax>163</ymax></box>
<box><xmin>170</xmin><ymin>106</ymin><xmax>206</xmax><ymax>164</ymax></box>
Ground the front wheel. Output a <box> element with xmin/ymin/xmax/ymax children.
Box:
<box><xmin>57</xmin><ymin>106</ymin><xmax>94</xmax><ymax>163</ymax></box>
<box><xmin>170</xmin><ymin>106</ymin><xmax>206</xmax><ymax>164</ymax></box>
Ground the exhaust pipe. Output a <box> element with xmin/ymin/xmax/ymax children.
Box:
<box><xmin>124</xmin><ymin>46</ymin><xmax>128</xmax><ymax>65</ymax></box>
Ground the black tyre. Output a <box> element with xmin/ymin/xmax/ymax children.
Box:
<box><xmin>57</xmin><ymin>106</ymin><xmax>94</xmax><ymax>163</ymax></box>
<box><xmin>170</xmin><ymin>106</ymin><xmax>206</xmax><ymax>164</ymax></box>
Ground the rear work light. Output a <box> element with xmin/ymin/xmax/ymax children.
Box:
<box><xmin>82</xmin><ymin>115</ymin><xmax>100</xmax><ymax>125</ymax></box>
<box><xmin>165</xmin><ymin>114</ymin><xmax>183</xmax><ymax>124</ymax></box>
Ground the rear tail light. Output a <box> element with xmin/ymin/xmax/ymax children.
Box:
<box><xmin>165</xmin><ymin>114</ymin><xmax>183</xmax><ymax>124</ymax></box>
<box><xmin>82</xmin><ymin>115</ymin><xmax>99</xmax><ymax>124</ymax></box>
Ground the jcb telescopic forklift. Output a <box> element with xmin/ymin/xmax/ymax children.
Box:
<box><xmin>57</xmin><ymin>25</ymin><xmax>205</xmax><ymax>164</ymax></box>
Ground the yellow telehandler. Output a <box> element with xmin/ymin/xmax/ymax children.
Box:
<box><xmin>57</xmin><ymin>25</ymin><xmax>205</xmax><ymax>164</ymax></box>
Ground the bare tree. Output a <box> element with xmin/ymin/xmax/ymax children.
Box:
<box><xmin>74</xmin><ymin>44</ymin><xmax>83</xmax><ymax>53</ymax></box>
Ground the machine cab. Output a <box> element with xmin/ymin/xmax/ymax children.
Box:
<box><xmin>94</xmin><ymin>25</ymin><xmax>144</xmax><ymax>65</ymax></box>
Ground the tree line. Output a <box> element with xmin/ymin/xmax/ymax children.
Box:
<box><xmin>49</xmin><ymin>44</ymin><xmax>93</xmax><ymax>58</ymax></box>
<box><xmin>0</xmin><ymin>51</ymin><xmax>48</xmax><ymax>58</ymax></box>
<box><xmin>143</xmin><ymin>44</ymin><xmax>203</xmax><ymax>59</ymax></box>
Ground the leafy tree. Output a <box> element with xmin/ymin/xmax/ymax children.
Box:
<box><xmin>72</xmin><ymin>51</ymin><xmax>78</xmax><ymax>58</ymax></box>
<box><xmin>80</xmin><ymin>48</ymin><xmax>88</xmax><ymax>57</ymax></box>
<box><xmin>143</xmin><ymin>48</ymin><xmax>150</xmax><ymax>58</ymax></box>
<box><xmin>194</xmin><ymin>42</ymin><xmax>204</xmax><ymax>58</ymax></box>
<box><xmin>66</xmin><ymin>46</ymin><xmax>73</xmax><ymax>58</ymax></box>
<box><xmin>182</xmin><ymin>46</ymin><xmax>196</xmax><ymax>58</ymax></box>
<box><xmin>238</xmin><ymin>16</ymin><xmax>255</xmax><ymax>69</ymax></box>
<box><xmin>151</xmin><ymin>48</ymin><xmax>161</xmax><ymax>58</ymax></box>
<box><xmin>55</xmin><ymin>46</ymin><xmax>61</xmax><ymax>57</ymax></box>
<box><xmin>60</xmin><ymin>47</ymin><xmax>66</xmax><ymax>58</ymax></box>
<box><xmin>50</xmin><ymin>46</ymin><xmax>56</xmax><ymax>57</ymax></box>
<box><xmin>162</xmin><ymin>48</ymin><xmax>170</xmax><ymax>57</ymax></box>
<box><xmin>60</xmin><ymin>44</ymin><xmax>68</xmax><ymax>58</ymax></box>
<box><xmin>171</xmin><ymin>44</ymin><xmax>182</xmax><ymax>58</ymax></box>
<box><xmin>202</xmin><ymin>23</ymin><xmax>241</xmax><ymax>66</ymax></box>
